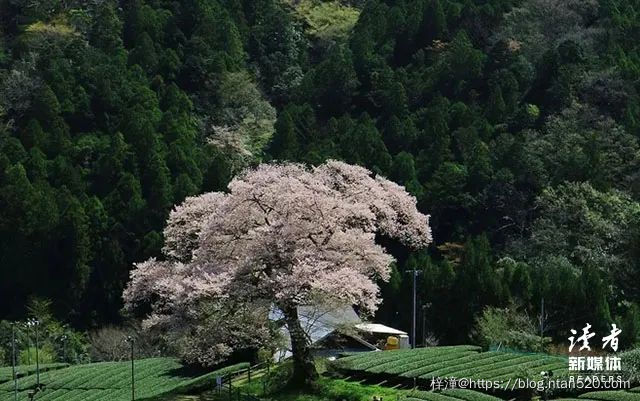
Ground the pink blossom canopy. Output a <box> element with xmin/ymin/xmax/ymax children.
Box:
<box><xmin>124</xmin><ymin>160</ymin><xmax>432</xmax><ymax>322</ymax></box>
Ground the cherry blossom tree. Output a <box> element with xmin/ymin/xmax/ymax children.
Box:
<box><xmin>123</xmin><ymin>160</ymin><xmax>432</xmax><ymax>386</ymax></box>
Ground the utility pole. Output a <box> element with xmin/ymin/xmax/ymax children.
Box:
<box><xmin>27</xmin><ymin>319</ymin><xmax>41</xmax><ymax>388</ymax></box>
<box><xmin>405</xmin><ymin>269</ymin><xmax>422</xmax><ymax>348</ymax></box>
<box><xmin>12</xmin><ymin>322</ymin><xmax>18</xmax><ymax>401</ymax></box>
<box><xmin>35</xmin><ymin>320</ymin><xmax>40</xmax><ymax>388</ymax></box>
<box><xmin>539</xmin><ymin>297</ymin><xmax>546</xmax><ymax>350</ymax></box>
<box><xmin>126</xmin><ymin>336</ymin><xmax>135</xmax><ymax>401</ymax></box>
<box><xmin>61</xmin><ymin>335</ymin><xmax>67</xmax><ymax>363</ymax></box>
<box><xmin>539</xmin><ymin>297</ymin><xmax>544</xmax><ymax>337</ymax></box>
<box><xmin>421</xmin><ymin>304</ymin><xmax>429</xmax><ymax>347</ymax></box>
<box><xmin>24</xmin><ymin>322</ymin><xmax>31</xmax><ymax>366</ymax></box>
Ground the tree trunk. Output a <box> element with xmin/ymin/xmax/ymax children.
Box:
<box><xmin>281</xmin><ymin>304</ymin><xmax>319</xmax><ymax>387</ymax></box>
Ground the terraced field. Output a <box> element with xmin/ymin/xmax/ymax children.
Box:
<box><xmin>0</xmin><ymin>364</ymin><xmax>68</xmax><ymax>383</ymax></box>
<box><xmin>578</xmin><ymin>391</ymin><xmax>640</xmax><ymax>401</ymax></box>
<box><xmin>404</xmin><ymin>389</ymin><xmax>504</xmax><ymax>401</ymax></box>
<box><xmin>333</xmin><ymin>346</ymin><xmax>568</xmax><ymax>383</ymax></box>
<box><xmin>0</xmin><ymin>358</ymin><xmax>248</xmax><ymax>401</ymax></box>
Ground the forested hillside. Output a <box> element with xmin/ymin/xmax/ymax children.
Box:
<box><xmin>2</xmin><ymin>0</ymin><xmax>640</xmax><ymax>346</ymax></box>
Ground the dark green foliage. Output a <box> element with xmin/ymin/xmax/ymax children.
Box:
<box><xmin>2</xmin><ymin>0</ymin><xmax>640</xmax><ymax>349</ymax></box>
<box><xmin>89</xmin><ymin>2</ymin><xmax>123</xmax><ymax>53</ymax></box>
<box><xmin>0</xmin><ymin>0</ymin><xmax>272</xmax><ymax>326</ymax></box>
<box><xmin>422</xmin><ymin>0</ymin><xmax>448</xmax><ymax>41</ymax></box>
<box><xmin>0</xmin><ymin>299</ymin><xmax>90</xmax><ymax>365</ymax></box>
<box><xmin>621</xmin><ymin>304</ymin><xmax>640</xmax><ymax>348</ymax></box>
<box><xmin>446</xmin><ymin>236</ymin><xmax>504</xmax><ymax>341</ymax></box>
<box><xmin>270</xmin><ymin>0</ymin><xmax>640</xmax><ymax>345</ymax></box>
<box><xmin>300</xmin><ymin>45</ymin><xmax>359</xmax><ymax>117</ymax></box>
<box><xmin>280</xmin><ymin>0</ymin><xmax>640</xmax><ymax>346</ymax></box>
<box><xmin>269</xmin><ymin>110</ymin><xmax>299</xmax><ymax>161</ymax></box>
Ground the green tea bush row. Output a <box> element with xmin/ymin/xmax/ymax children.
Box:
<box><xmin>0</xmin><ymin>358</ymin><xmax>249</xmax><ymax>401</ymax></box>
<box><xmin>421</xmin><ymin>353</ymin><xmax>525</xmax><ymax>379</ymax></box>
<box><xmin>579</xmin><ymin>392</ymin><xmax>640</xmax><ymax>401</ymax></box>
<box><xmin>402</xmin><ymin>352</ymin><xmax>518</xmax><ymax>379</ymax></box>
<box><xmin>442</xmin><ymin>388</ymin><xmax>504</xmax><ymax>401</ymax></box>
<box><xmin>334</xmin><ymin>346</ymin><xmax>569</xmax><ymax>384</ymax></box>
<box><xmin>338</xmin><ymin>346</ymin><xmax>480</xmax><ymax>372</ymax></box>
<box><xmin>465</xmin><ymin>355</ymin><xmax>549</xmax><ymax>379</ymax></box>
<box><xmin>335</xmin><ymin>346</ymin><xmax>480</xmax><ymax>370</ymax></box>
<box><xmin>405</xmin><ymin>390</ymin><xmax>503</xmax><ymax>401</ymax></box>
<box><xmin>0</xmin><ymin>363</ymin><xmax>68</xmax><ymax>384</ymax></box>
<box><xmin>486</xmin><ymin>360</ymin><xmax>567</xmax><ymax>381</ymax></box>
<box><xmin>384</xmin><ymin>352</ymin><xmax>482</xmax><ymax>375</ymax></box>
<box><xmin>367</xmin><ymin>350</ymin><xmax>479</xmax><ymax>374</ymax></box>
<box><xmin>405</xmin><ymin>390</ymin><xmax>462</xmax><ymax>401</ymax></box>
<box><xmin>493</xmin><ymin>361</ymin><xmax>567</xmax><ymax>381</ymax></box>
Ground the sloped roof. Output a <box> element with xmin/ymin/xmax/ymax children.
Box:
<box><xmin>355</xmin><ymin>323</ymin><xmax>408</xmax><ymax>336</ymax></box>
<box><xmin>271</xmin><ymin>305</ymin><xmax>364</xmax><ymax>360</ymax></box>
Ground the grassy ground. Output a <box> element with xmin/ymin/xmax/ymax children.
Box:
<box><xmin>198</xmin><ymin>359</ymin><xmax>408</xmax><ymax>401</ymax></box>
<box><xmin>231</xmin><ymin>375</ymin><xmax>404</xmax><ymax>401</ymax></box>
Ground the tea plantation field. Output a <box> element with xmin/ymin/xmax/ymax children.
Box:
<box><xmin>579</xmin><ymin>391</ymin><xmax>640</xmax><ymax>401</ymax></box>
<box><xmin>0</xmin><ymin>358</ymin><xmax>248</xmax><ymax>401</ymax></box>
<box><xmin>333</xmin><ymin>346</ymin><xmax>568</xmax><ymax>383</ymax></box>
<box><xmin>405</xmin><ymin>390</ymin><xmax>640</xmax><ymax>401</ymax></box>
<box><xmin>404</xmin><ymin>388</ymin><xmax>505</xmax><ymax>401</ymax></box>
<box><xmin>0</xmin><ymin>364</ymin><xmax>68</xmax><ymax>383</ymax></box>
<box><xmin>554</xmin><ymin>390</ymin><xmax>640</xmax><ymax>401</ymax></box>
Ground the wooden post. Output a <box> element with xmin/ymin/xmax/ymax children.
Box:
<box><xmin>12</xmin><ymin>323</ymin><xmax>17</xmax><ymax>401</ymax></box>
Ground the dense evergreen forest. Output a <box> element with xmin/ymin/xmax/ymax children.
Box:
<box><xmin>2</xmin><ymin>0</ymin><xmax>640</xmax><ymax>347</ymax></box>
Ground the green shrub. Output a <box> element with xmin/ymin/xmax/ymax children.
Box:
<box><xmin>19</xmin><ymin>345</ymin><xmax>55</xmax><ymax>365</ymax></box>
<box><xmin>315</xmin><ymin>378</ymin><xmax>400</xmax><ymax>401</ymax></box>
<box><xmin>263</xmin><ymin>360</ymin><xmax>293</xmax><ymax>394</ymax></box>
<box><xmin>285</xmin><ymin>0</ymin><xmax>360</xmax><ymax>41</ymax></box>
<box><xmin>0</xmin><ymin>301</ymin><xmax>91</xmax><ymax>365</ymax></box>
<box><xmin>474</xmin><ymin>304</ymin><xmax>550</xmax><ymax>352</ymax></box>
<box><xmin>621</xmin><ymin>348</ymin><xmax>640</xmax><ymax>383</ymax></box>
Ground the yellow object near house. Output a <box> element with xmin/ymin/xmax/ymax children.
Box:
<box><xmin>384</xmin><ymin>336</ymin><xmax>399</xmax><ymax>350</ymax></box>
